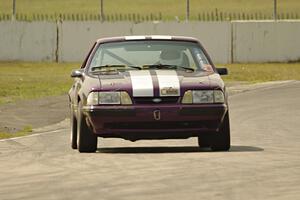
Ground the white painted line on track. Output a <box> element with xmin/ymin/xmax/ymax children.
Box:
<box><xmin>0</xmin><ymin>128</ymin><xmax>68</xmax><ymax>142</ymax></box>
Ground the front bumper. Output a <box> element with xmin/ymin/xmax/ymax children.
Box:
<box><xmin>82</xmin><ymin>103</ymin><xmax>227</xmax><ymax>140</ymax></box>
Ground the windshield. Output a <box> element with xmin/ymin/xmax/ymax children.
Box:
<box><xmin>88</xmin><ymin>40</ymin><xmax>212</xmax><ymax>72</ymax></box>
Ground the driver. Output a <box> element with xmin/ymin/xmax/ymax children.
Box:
<box><xmin>159</xmin><ymin>49</ymin><xmax>190</xmax><ymax>67</ymax></box>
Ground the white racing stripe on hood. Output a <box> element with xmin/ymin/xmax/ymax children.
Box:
<box><xmin>129</xmin><ymin>70</ymin><xmax>154</xmax><ymax>97</ymax></box>
<box><xmin>156</xmin><ymin>70</ymin><xmax>180</xmax><ymax>96</ymax></box>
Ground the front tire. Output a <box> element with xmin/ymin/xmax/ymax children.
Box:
<box><xmin>77</xmin><ymin>101</ymin><xmax>97</xmax><ymax>153</ymax></box>
<box><xmin>70</xmin><ymin>106</ymin><xmax>78</xmax><ymax>149</ymax></box>
<box><xmin>211</xmin><ymin>112</ymin><xmax>231</xmax><ymax>151</ymax></box>
<box><xmin>197</xmin><ymin>135</ymin><xmax>211</xmax><ymax>148</ymax></box>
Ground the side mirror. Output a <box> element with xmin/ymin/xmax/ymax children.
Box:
<box><xmin>216</xmin><ymin>67</ymin><xmax>228</xmax><ymax>75</ymax></box>
<box><xmin>71</xmin><ymin>69</ymin><xmax>83</xmax><ymax>78</ymax></box>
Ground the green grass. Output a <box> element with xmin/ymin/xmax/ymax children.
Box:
<box><xmin>0</xmin><ymin>62</ymin><xmax>300</xmax><ymax>106</ymax></box>
<box><xmin>0</xmin><ymin>62</ymin><xmax>78</xmax><ymax>105</ymax></box>
<box><xmin>0</xmin><ymin>125</ymin><xmax>32</xmax><ymax>139</ymax></box>
<box><xmin>1</xmin><ymin>0</ymin><xmax>300</xmax><ymax>20</ymax></box>
<box><xmin>222</xmin><ymin>63</ymin><xmax>300</xmax><ymax>83</ymax></box>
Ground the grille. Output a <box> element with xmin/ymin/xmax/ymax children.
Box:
<box><xmin>134</xmin><ymin>97</ymin><xmax>179</xmax><ymax>104</ymax></box>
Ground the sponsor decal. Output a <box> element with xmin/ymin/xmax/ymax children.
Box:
<box><xmin>156</xmin><ymin>70</ymin><xmax>180</xmax><ymax>96</ymax></box>
<box><xmin>125</xmin><ymin>36</ymin><xmax>146</xmax><ymax>40</ymax></box>
<box><xmin>202</xmin><ymin>64</ymin><xmax>214</xmax><ymax>72</ymax></box>
<box><xmin>160</xmin><ymin>87</ymin><xmax>179</xmax><ymax>95</ymax></box>
<box><xmin>151</xmin><ymin>35</ymin><xmax>172</xmax><ymax>40</ymax></box>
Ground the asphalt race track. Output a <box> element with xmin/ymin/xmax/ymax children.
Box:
<box><xmin>0</xmin><ymin>82</ymin><xmax>299</xmax><ymax>200</ymax></box>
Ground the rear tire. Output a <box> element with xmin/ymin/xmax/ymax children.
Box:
<box><xmin>211</xmin><ymin>112</ymin><xmax>231</xmax><ymax>151</ymax></box>
<box><xmin>70</xmin><ymin>106</ymin><xmax>78</xmax><ymax>149</ymax></box>
<box><xmin>77</xmin><ymin>101</ymin><xmax>97</xmax><ymax>153</ymax></box>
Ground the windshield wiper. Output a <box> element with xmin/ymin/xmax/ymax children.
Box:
<box><xmin>91</xmin><ymin>65</ymin><xmax>142</xmax><ymax>71</ymax></box>
<box><xmin>143</xmin><ymin>64</ymin><xmax>194</xmax><ymax>72</ymax></box>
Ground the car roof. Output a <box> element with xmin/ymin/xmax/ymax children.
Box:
<box><xmin>96</xmin><ymin>35</ymin><xmax>200</xmax><ymax>44</ymax></box>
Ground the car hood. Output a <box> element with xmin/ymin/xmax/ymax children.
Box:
<box><xmin>92</xmin><ymin>70</ymin><xmax>225</xmax><ymax>97</ymax></box>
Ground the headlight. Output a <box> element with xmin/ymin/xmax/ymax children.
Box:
<box><xmin>214</xmin><ymin>90</ymin><xmax>225</xmax><ymax>103</ymax></box>
<box><xmin>193</xmin><ymin>90</ymin><xmax>214</xmax><ymax>103</ymax></box>
<box><xmin>182</xmin><ymin>90</ymin><xmax>225</xmax><ymax>104</ymax></box>
<box><xmin>87</xmin><ymin>91</ymin><xmax>132</xmax><ymax>105</ymax></box>
<box><xmin>87</xmin><ymin>92</ymin><xmax>99</xmax><ymax>105</ymax></box>
<box><xmin>120</xmin><ymin>92</ymin><xmax>133</xmax><ymax>105</ymax></box>
<box><xmin>99</xmin><ymin>92</ymin><xmax>121</xmax><ymax>104</ymax></box>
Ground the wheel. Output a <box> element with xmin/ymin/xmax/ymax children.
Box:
<box><xmin>70</xmin><ymin>105</ymin><xmax>78</xmax><ymax>149</ymax></box>
<box><xmin>211</xmin><ymin>112</ymin><xmax>231</xmax><ymax>151</ymax></box>
<box><xmin>197</xmin><ymin>135</ymin><xmax>211</xmax><ymax>148</ymax></box>
<box><xmin>77</xmin><ymin>101</ymin><xmax>97</xmax><ymax>153</ymax></box>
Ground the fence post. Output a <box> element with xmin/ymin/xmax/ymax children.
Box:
<box><xmin>273</xmin><ymin>0</ymin><xmax>277</xmax><ymax>20</ymax></box>
<box><xmin>12</xmin><ymin>0</ymin><xmax>16</xmax><ymax>20</ymax></box>
<box><xmin>215</xmin><ymin>8</ymin><xmax>218</xmax><ymax>21</ymax></box>
<box><xmin>100</xmin><ymin>0</ymin><xmax>105</xmax><ymax>21</ymax></box>
<box><xmin>186</xmin><ymin>0</ymin><xmax>190</xmax><ymax>21</ymax></box>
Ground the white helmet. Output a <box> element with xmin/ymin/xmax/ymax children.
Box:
<box><xmin>159</xmin><ymin>49</ymin><xmax>182</xmax><ymax>66</ymax></box>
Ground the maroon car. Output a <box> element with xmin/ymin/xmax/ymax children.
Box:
<box><xmin>69</xmin><ymin>35</ymin><xmax>230</xmax><ymax>153</ymax></box>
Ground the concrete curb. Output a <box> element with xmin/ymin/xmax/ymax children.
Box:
<box><xmin>226</xmin><ymin>80</ymin><xmax>298</xmax><ymax>96</ymax></box>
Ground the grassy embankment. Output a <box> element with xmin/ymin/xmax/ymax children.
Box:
<box><xmin>222</xmin><ymin>63</ymin><xmax>300</xmax><ymax>83</ymax></box>
<box><xmin>1</xmin><ymin>0</ymin><xmax>300</xmax><ymax>20</ymax></box>
<box><xmin>0</xmin><ymin>62</ymin><xmax>300</xmax><ymax>139</ymax></box>
<box><xmin>0</xmin><ymin>126</ymin><xmax>32</xmax><ymax>139</ymax></box>
<box><xmin>0</xmin><ymin>62</ymin><xmax>76</xmax><ymax>139</ymax></box>
<box><xmin>0</xmin><ymin>62</ymin><xmax>76</xmax><ymax>105</ymax></box>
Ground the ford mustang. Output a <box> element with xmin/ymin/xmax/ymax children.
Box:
<box><xmin>69</xmin><ymin>35</ymin><xmax>230</xmax><ymax>152</ymax></box>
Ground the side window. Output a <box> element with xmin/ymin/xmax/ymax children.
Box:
<box><xmin>193</xmin><ymin>48</ymin><xmax>209</xmax><ymax>65</ymax></box>
<box><xmin>182</xmin><ymin>49</ymin><xmax>197</xmax><ymax>69</ymax></box>
<box><xmin>193</xmin><ymin>48</ymin><xmax>214</xmax><ymax>72</ymax></box>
